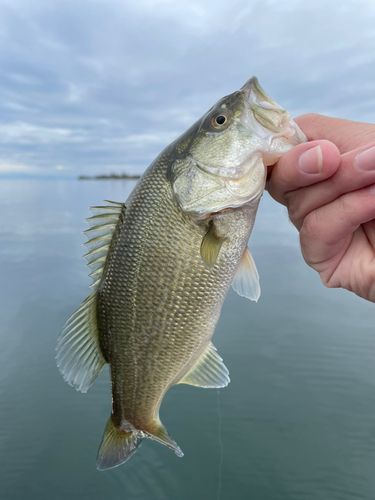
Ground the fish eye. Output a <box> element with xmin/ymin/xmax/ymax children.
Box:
<box><xmin>211</xmin><ymin>113</ymin><xmax>228</xmax><ymax>128</ymax></box>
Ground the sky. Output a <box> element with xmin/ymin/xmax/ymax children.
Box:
<box><xmin>0</xmin><ymin>0</ymin><xmax>375</xmax><ymax>178</ymax></box>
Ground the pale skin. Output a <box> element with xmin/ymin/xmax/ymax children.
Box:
<box><xmin>267</xmin><ymin>114</ymin><xmax>375</xmax><ymax>303</ymax></box>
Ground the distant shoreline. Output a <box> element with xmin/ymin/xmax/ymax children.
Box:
<box><xmin>78</xmin><ymin>174</ymin><xmax>141</xmax><ymax>180</ymax></box>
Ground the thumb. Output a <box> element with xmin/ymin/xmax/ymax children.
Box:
<box><xmin>267</xmin><ymin>140</ymin><xmax>341</xmax><ymax>206</ymax></box>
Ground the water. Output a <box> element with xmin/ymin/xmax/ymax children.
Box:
<box><xmin>1</xmin><ymin>179</ymin><xmax>375</xmax><ymax>500</ymax></box>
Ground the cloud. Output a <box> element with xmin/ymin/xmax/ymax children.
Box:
<box><xmin>6</xmin><ymin>72</ymin><xmax>42</xmax><ymax>85</ymax></box>
<box><xmin>0</xmin><ymin>122</ymin><xmax>87</xmax><ymax>144</ymax></box>
<box><xmin>0</xmin><ymin>161</ymin><xmax>41</xmax><ymax>173</ymax></box>
<box><xmin>104</xmin><ymin>132</ymin><xmax>179</xmax><ymax>148</ymax></box>
<box><xmin>0</xmin><ymin>0</ymin><xmax>374</xmax><ymax>177</ymax></box>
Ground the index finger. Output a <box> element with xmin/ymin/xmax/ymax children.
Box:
<box><xmin>295</xmin><ymin>114</ymin><xmax>375</xmax><ymax>154</ymax></box>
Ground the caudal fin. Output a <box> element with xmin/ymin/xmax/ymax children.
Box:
<box><xmin>96</xmin><ymin>417</ymin><xmax>184</xmax><ymax>470</ymax></box>
<box><xmin>96</xmin><ymin>417</ymin><xmax>142</xmax><ymax>470</ymax></box>
<box><xmin>145</xmin><ymin>423</ymin><xmax>184</xmax><ymax>458</ymax></box>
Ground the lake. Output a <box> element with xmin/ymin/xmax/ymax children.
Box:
<box><xmin>1</xmin><ymin>179</ymin><xmax>374</xmax><ymax>500</ymax></box>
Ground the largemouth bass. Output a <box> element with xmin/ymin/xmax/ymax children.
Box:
<box><xmin>57</xmin><ymin>77</ymin><xmax>306</xmax><ymax>470</ymax></box>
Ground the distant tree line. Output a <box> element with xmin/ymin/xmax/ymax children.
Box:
<box><xmin>78</xmin><ymin>173</ymin><xmax>141</xmax><ymax>180</ymax></box>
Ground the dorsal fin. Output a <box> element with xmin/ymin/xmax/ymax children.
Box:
<box><xmin>178</xmin><ymin>342</ymin><xmax>230</xmax><ymax>388</ymax></box>
<box><xmin>56</xmin><ymin>200</ymin><xmax>125</xmax><ymax>393</ymax></box>
<box><xmin>83</xmin><ymin>201</ymin><xmax>124</xmax><ymax>291</ymax></box>
<box><xmin>56</xmin><ymin>292</ymin><xmax>106</xmax><ymax>392</ymax></box>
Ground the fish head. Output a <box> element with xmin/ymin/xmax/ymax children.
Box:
<box><xmin>171</xmin><ymin>77</ymin><xmax>307</xmax><ymax>219</ymax></box>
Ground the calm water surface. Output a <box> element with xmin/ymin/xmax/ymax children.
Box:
<box><xmin>1</xmin><ymin>180</ymin><xmax>375</xmax><ymax>500</ymax></box>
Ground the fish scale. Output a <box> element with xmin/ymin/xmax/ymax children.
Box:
<box><xmin>98</xmin><ymin>163</ymin><xmax>242</xmax><ymax>431</ymax></box>
<box><xmin>56</xmin><ymin>77</ymin><xmax>306</xmax><ymax>469</ymax></box>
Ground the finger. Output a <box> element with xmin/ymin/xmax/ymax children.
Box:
<box><xmin>295</xmin><ymin>114</ymin><xmax>375</xmax><ymax>154</ymax></box>
<box><xmin>284</xmin><ymin>142</ymin><xmax>375</xmax><ymax>230</ymax></box>
<box><xmin>267</xmin><ymin>140</ymin><xmax>341</xmax><ymax>205</ymax></box>
<box><xmin>299</xmin><ymin>184</ymin><xmax>375</xmax><ymax>274</ymax></box>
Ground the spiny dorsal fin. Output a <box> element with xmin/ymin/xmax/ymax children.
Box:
<box><xmin>200</xmin><ymin>223</ymin><xmax>226</xmax><ymax>269</ymax></box>
<box><xmin>83</xmin><ymin>201</ymin><xmax>125</xmax><ymax>291</ymax></box>
<box><xmin>232</xmin><ymin>246</ymin><xmax>260</xmax><ymax>302</ymax></box>
<box><xmin>56</xmin><ymin>200</ymin><xmax>125</xmax><ymax>393</ymax></box>
<box><xmin>178</xmin><ymin>342</ymin><xmax>230</xmax><ymax>388</ymax></box>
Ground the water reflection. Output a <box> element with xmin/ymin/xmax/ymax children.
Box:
<box><xmin>1</xmin><ymin>180</ymin><xmax>375</xmax><ymax>500</ymax></box>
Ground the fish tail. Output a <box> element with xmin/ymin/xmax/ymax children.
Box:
<box><xmin>145</xmin><ymin>422</ymin><xmax>184</xmax><ymax>458</ymax></box>
<box><xmin>96</xmin><ymin>416</ymin><xmax>142</xmax><ymax>470</ymax></box>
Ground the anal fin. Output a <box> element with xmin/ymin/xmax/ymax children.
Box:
<box><xmin>178</xmin><ymin>342</ymin><xmax>230</xmax><ymax>388</ymax></box>
<box><xmin>232</xmin><ymin>246</ymin><xmax>260</xmax><ymax>302</ymax></box>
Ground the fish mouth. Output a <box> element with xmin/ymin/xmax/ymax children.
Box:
<box><xmin>241</xmin><ymin>77</ymin><xmax>283</xmax><ymax>113</ymax></box>
<box><xmin>240</xmin><ymin>76</ymin><xmax>307</xmax><ymax>150</ymax></box>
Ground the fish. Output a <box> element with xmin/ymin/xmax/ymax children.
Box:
<box><xmin>56</xmin><ymin>77</ymin><xmax>306</xmax><ymax>470</ymax></box>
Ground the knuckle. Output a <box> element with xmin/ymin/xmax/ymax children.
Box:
<box><xmin>336</xmin><ymin>195</ymin><xmax>350</xmax><ymax>216</ymax></box>
<box><xmin>285</xmin><ymin>192</ymin><xmax>303</xmax><ymax>226</ymax></box>
<box><xmin>335</xmin><ymin>195</ymin><xmax>356</xmax><ymax>228</ymax></box>
<box><xmin>267</xmin><ymin>180</ymin><xmax>287</xmax><ymax>206</ymax></box>
<box><xmin>320</xmin><ymin>273</ymin><xmax>338</xmax><ymax>289</ymax></box>
<box><xmin>300</xmin><ymin>210</ymin><xmax>320</xmax><ymax>243</ymax></box>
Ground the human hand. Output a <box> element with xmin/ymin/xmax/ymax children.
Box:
<box><xmin>267</xmin><ymin>114</ymin><xmax>375</xmax><ymax>302</ymax></box>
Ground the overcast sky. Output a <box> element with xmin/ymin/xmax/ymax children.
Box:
<box><xmin>1</xmin><ymin>0</ymin><xmax>375</xmax><ymax>178</ymax></box>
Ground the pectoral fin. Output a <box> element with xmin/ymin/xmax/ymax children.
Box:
<box><xmin>200</xmin><ymin>224</ymin><xmax>226</xmax><ymax>268</ymax></box>
<box><xmin>178</xmin><ymin>342</ymin><xmax>230</xmax><ymax>388</ymax></box>
<box><xmin>232</xmin><ymin>246</ymin><xmax>260</xmax><ymax>302</ymax></box>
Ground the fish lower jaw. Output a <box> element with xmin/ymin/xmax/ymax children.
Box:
<box><xmin>190</xmin><ymin>191</ymin><xmax>263</xmax><ymax>221</ymax></box>
<box><xmin>196</xmin><ymin>199</ymin><xmax>259</xmax><ymax>221</ymax></box>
